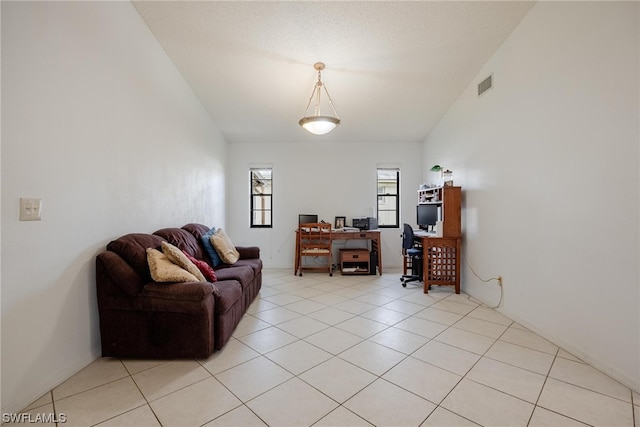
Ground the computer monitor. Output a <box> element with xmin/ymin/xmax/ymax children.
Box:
<box><xmin>298</xmin><ymin>214</ymin><xmax>318</xmax><ymax>224</ymax></box>
<box><xmin>417</xmin><ymin>204</ymin><xmax>439</xmax><ymax>231</ymax></box>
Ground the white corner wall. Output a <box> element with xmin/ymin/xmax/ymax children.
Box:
<box><xmin>1</xmin><ymin>2</ymin><xmax>227</xmax><ymax>412</ymax></box>
<box><xmin>424</xmin><ymin>2</ymin><xmax>639</xmax><ymax>391</ymax></box>
<box><xmin>227</xmin><ymin>142</ymin><xmax>423</xmax><ymax>270</ymax></box>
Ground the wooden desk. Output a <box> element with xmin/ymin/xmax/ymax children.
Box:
<box><xmin>415</xmin><ymin>235</ymin><xmax>460</xmax><ymax>294</ymax></box>
<box><xmin>295</xmin><ymin>229</ymin><xmax>382</xmax><ymax>275</ymax></box>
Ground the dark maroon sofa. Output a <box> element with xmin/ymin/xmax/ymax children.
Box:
<box><xmin>96</xmin><ymin>223</ymin><xmax>262</xmax><ymax>359</ymax></box>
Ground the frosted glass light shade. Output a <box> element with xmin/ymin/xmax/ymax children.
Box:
<box><xmin>299</xmin><ymin>116</ymin><xmax>340</xmax><ymax>135</ymax></box>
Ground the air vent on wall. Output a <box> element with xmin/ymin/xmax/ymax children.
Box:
<box><xmin>478</xmin><ymin>74</ymin><xmax>493</xmax><ymax>97</ymax></box>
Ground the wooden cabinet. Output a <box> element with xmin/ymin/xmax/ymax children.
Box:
<box><xmin>417</xmin><ymin>186</ymin><xmax>461</xmax><ymax>237</ymax></box>
<box><xmin>340</xmin><ymin>249</ymin><xmax>370</xmax><ymax>274</ymax></box>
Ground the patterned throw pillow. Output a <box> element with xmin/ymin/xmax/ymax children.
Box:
<box><xmin>146</xmin><ymin>248</ymin><xmax>198</xmax><ymax>283</ymax></box>
<box><xmin>200</xmin><ymin>227</ymin><xmax>223</xmax><ymax>267</ymax></box>
<box><xmin>161</xmin><ymin>241</ymin><xmax>207</xmax><ymax>282</ymax></box>
<box><xmin>182</xmin><ymin>250</ymin><xmax>217</xmax><ymax>282</ymax></box>
<box><xmin>210</xmin><ymin>228</ymin><xmax>240</xmax><ymax>264</ymax></box>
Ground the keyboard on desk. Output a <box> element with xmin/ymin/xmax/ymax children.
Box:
<box><xmin>334</xmin><ymin>227</ymin><xmax>360</xmax><ymax>232</ymax></box>
<box><xmin>414</xmin><ymin>230</ymin><xmax>436</xmax><ymax>237</ymax></box>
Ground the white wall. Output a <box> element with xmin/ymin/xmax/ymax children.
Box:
<box><xmin>1</xmin><ymin>2</ymin><xmax>227</xmax><ymax>412</ymax></box>
<box><xmin>227</xmin><ymin>142</ymin><xmax>423</xmax><ymax>270</ymax></box>
<box><xmin>424</xmin><ymin>2</ymin><xmax>639</xmax><ymax>391</ymax></box>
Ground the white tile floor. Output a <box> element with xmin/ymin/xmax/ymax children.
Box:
<box><xmin>11</xmin><ymin>268</ymin><xmax>639</xmax><ymax>426</ymax></box>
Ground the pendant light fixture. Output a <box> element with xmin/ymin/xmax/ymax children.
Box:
<box><xmin>299</xmin><ymin>62</ymin><xmax>340</xmax><ymax>135</ymax></box>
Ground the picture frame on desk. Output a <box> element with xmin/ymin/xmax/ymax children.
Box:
<box><xmin>335</xmin><ymin>216</ymin><xmax>345</xmax><ymax>229</ymax></box>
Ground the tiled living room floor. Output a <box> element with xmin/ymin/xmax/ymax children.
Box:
<box><xmin>11</xmin><ymin>268</ymin><xmax>639</xmax><ymax>426</ymax></box>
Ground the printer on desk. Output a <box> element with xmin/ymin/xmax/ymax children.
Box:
<box><xmin>352</xmin><ymin>217</ymin><xmax>378</xmax><ymax>230</ymax></box>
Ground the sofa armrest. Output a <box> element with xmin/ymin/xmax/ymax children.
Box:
<box><xmin>236</xmin><ymin>246</ymin><xmax>260</xmax><ymax>260</ymax></box>
<box><xmin>137</xmin><ymin>281</ymin><xmax>215</xmax><ymax>314</ymax></box>
<box><xmin>97</xmin><ymin>251</ymin><xmax>146</xmax><ymax>298</ymax></box>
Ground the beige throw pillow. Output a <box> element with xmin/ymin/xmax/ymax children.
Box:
<box><xmin>161</xmin><ymin>241</ymin><xmax>206</xmax><ymax>282</ymax></box>
<box><xmin>210</xmin><ymin>229</ymin><xmax>240</xmax><ymax>264</ymax></box>
<box><xmin>147</xmin><ymin>248</ymin><xmax>198</xmax><ymax>283</ymax></box>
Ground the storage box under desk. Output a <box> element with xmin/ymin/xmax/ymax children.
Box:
<box><xmin>340</xmin><ymin>249</ymin><xmax>370</xmax><ymax>275</ymax></box>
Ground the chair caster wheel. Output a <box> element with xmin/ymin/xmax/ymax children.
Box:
<box><xmin>402</xmin><ymin>282</ymin><xmax>407</xmax><ymax>287</ymax></box>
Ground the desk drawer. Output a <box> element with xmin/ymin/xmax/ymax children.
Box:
<box><xmin>359</xmin><ymin>232</ymin><xmax>377</xmax><ymax>239</ymax></box>
<box><xmin>341</xmin><ymin>249</ymin><xmax>369</xmax><ymax>262</ymax></box>
<box><xmin>335</xmin><ymin>231</ymin><xmax>378</xmax><ymax>240</ymax></box>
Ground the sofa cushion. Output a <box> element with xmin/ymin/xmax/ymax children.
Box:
<box><xmin>147</xmin><ymin>248</ymin><xmax>198</xmax><ymax>283</ymax></box>
<box><xmin>154</xmin><ymin>228</ymin><xmax>204</xmax><ymax>260</ymax></box>
<box><xmin>211</xmin><ymin>280</ymin><xmax>243</xmax><ymax>315</ymax></box>
<box><xmin>107</xmin><ymin>233</ymin><xmax>165</xmax><ymax>280</ymax></box>
<box><xmin>210</xmin><ymin>229</ymin><xmax>240</xmax><ymax>264</ymax></box>
<box><xmin>161</xmin><ymin>241</ymin><xmax>206</xmax><ymax>282</ymax></box>
<box><xmin>201</xmin><ymin>228</ymin><xmax>223</xmax><ymax>267</ymax></box>
<box><xmin>183</xmin><ymin>250</ymin><xmax>217</xmax><ymax>282</ymax></box>
<box><xmin>214</xmin><ymin>265</ymin><xmax>254</xmax><ymax>290</ymax></box>
<box><xmin>234</xmin><ymin>258</ymin><xmax>263</xmax><ymax>277</ymax></box>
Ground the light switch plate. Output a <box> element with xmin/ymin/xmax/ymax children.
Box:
<box><xmin>20</xmin><ymin>198</ymin><xmax>42</xmax><ymax>221</ymax></box>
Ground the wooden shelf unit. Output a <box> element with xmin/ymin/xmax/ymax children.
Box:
<box><xmin>417</xmin><ymin>186</ymin><xmax>461</xmax><ymax>238</ymax></box>
<box><xmin>416</xmin><ymin>186</ymin><xmax>462</xmax><ymax>294</ymax></box>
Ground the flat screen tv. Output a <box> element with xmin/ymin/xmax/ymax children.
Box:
<box><xmin>416</xmin><ymin>204</ymin><xmax>438</xmax><ymax>231</ymax></box>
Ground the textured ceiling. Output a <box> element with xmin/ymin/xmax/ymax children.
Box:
<box><xmin>133</xmin><ymin>1</ymin><xmax>535</xmax><ymax>144</ymax></box>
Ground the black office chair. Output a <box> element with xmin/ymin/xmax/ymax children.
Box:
<box><xmin>401</xmin><ymin>223</ymin><xmax>423</xmax><ymax>287</ymax></box>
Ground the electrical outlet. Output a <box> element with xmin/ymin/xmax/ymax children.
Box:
<box><xmin>20</xmin><ymin>198</ymin><xmax>42</xmax><ymax>221</ymax></box>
